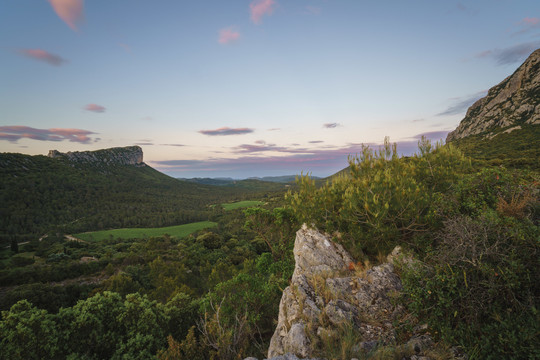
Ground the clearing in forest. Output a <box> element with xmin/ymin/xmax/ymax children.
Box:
<box><xmin>74</xmin><ymin>221</ymin><xmax>217</xmax><ymax>242</ymax></box>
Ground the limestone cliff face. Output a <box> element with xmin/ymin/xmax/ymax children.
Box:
<box><xmin>48</xmin><ymin>146</ymin><xmax>144</xmax><ymax>166</ymax></box>
<box><xmin>447</xmin><ymin>48</ymin><xmax>540</xmax><ymax>142</ymax></box>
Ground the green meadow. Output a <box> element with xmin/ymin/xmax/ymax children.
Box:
<box><xmin>74</xmin><ymin>221</ymin><xmax>217</xmax><ymax>242</ymax></box>
<box><xmin>221</xmin><ymin>200</ymin><xmax>265</xmax><ymax>211</ymax></box>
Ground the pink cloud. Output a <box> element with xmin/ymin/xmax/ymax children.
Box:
<box><xmin>48</xmin><ymin>0</ymin><xmax>84</xmax><ymax>31</ymax></box>
<box><xmin>17</xmin><ymin>49</ymin><xmax>66</xmax><ymax>66</ymax></box>
<box><xmin>521</xmin><ymin>17</ymin><xmax>540</xmax><ymax>25</ymax></box>
<box><xmin>0</xmin><ymin>126</ymin><xmax>96</xmax><ymax>143</ymax></box>
<box><xmin>199</xmin><ymin>127</ymin><xmax>254</xmax><ymax>136</ymax></box>
<box><xmin>250</xmin><ymin>0</ymin><xmax>276</xmax><ymax>24</ymax></box>
<box><xmin>85</xmin><ymin>104</ymin><xmax>106</xmax><ymax>113</ymax></box>
<box><xmin>218</xmin><ymin>27</ymin><xmax>240</xmax><ymax>44</ymax></box>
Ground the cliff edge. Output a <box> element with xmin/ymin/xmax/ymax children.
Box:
<box><xmin>447</xmin><ymin>48</ymin><xmax>540</xmax><ymax>142</ymax></box>
<box><xmin>47</xmin><ymin>146</ymin><xmax>144</xmax><ymax>166</ymax></box>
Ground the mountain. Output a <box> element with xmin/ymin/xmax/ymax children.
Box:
<box><xmin>447</xmin><ymin>49</ymin><xmax>540</xmax><ymax>141</ymax></box>
<box><xmin>0</xmin><ymin>146</ymin><xmax>279</xmax><ymax>245</ymax></box>
<box><xmin>446</xmin><ymin>49</ymin><xmax>540</xmax><ymax>169</ymax></box>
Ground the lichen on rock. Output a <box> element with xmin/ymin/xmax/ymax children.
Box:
<box><xmin>267</xmin><ymin>225</ymin><xmax>404</xmax><ymax>359</ymax></box>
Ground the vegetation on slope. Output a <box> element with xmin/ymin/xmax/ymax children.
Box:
<box><xmin>450</xmin><ymin>124</ymin><xmax>540</xmax><ymax>170</ymax></box>
<box><xmin>289</xmin><ymin>138</ymin><xmax>539</xmax><ymax>359</ymax></box>
<box><xmin>0</xmin><ymin>153</ymin><xmax>284</xmax><ymax>247</ymax></box>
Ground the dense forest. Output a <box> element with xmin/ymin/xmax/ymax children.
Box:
<box><xmin>1</xmin><ymin>137</ymin><xmax>538</xmax><ymax>359</ymax></box>
<box><xmin>0</xmin><ymin>152</ymin><xmax>286</xmax><ymax>247</ymax></box>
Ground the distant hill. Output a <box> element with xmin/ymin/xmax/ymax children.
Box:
<box><xmin>181</xmin><ymin>175</ymin><xmax>318</xmax><ymax>185</ymax></box>
<box><xmin>0</xmin><ymin>147</ymin><xmax>282</xmax><ymax>245</ymax></box>
<box><xmin>249</xmin><ymin>175</ymin><xmax>321</xmax><ymax>183</ymax></box>
<box><xmin>178</xmin><ymin>177</ymin><xmax>290</xmax><ymax>191</ymax></box>
<box><xmin>447</xmin><ymin>48</ymin><xmax>540</xmax><ymax>169</ymax></box>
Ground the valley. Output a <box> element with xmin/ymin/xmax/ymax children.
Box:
<box><xmin>0</xmin><ymin>48</ymin><xmax>539</xmax><ymax>360</ymax></box>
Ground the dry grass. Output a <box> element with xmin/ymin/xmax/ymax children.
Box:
<box><xmin>496</xmin><ymin>190</ymin><xmax>534</xmax><ymax>219</ymax></box>
<box><xmin>349</xmin><ymin>259</ymin><xmax>372</xmax><ymax>279</ymax></box>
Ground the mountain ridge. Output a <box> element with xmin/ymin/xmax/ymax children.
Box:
<box><xmin>447</xmin><ymin>48</ymin><xmax>540</xmax><ymax>142</ymax></box>
<box><xmin>47</xmin><ymin>146</ymin><xmax>144</xmax><ymax>167</ymax></box>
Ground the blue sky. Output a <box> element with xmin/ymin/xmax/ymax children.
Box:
<box><xmin>1</xmin><ymin>0</ymin><xmax>539</xmax><ymax>178</ymax></box>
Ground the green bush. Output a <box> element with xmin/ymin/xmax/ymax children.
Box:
<box><xmin>400</xmin><ymin>169</ymin><xmax>539</xmax><ymax>359</ymax></box>
<box><xmin>288</xmin><ymin>137</ymin><xmax>471</xmax><ymax>257</ymax></box>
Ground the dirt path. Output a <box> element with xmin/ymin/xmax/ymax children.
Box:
<box><xmin>64</xmin><ymin>234</ymin><xmax>86</xmax><ymax>243</ymax></box>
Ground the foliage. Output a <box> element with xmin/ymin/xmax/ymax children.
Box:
<box><xmin>0</xmin><ymin>300</ymin><xmax>58</xmax><ymax>359</ymax></box>
<box><xmin>450</xmin><ymin>124</ymin><xmax>540</xmax><ymax>170</ymax></box>
<box><xmin>288</xmin><ymin>137</ymin><xmax>472</xmax><ymax>257</ymax></box>
<box><xmin>400</xmin><ymin>168</ymin><xmax>539</xmax><ymax>359</ymax></box>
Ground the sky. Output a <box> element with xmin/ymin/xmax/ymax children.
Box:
<box><xmin>1</xmin><ymin>0</ymin><xmax>539</xmax><ymax>178</ymax></box>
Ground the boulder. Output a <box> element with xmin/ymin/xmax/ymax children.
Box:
<box><xmin>267</xmin><ymin>225</ymin><xmax>403</xmax><ymax>359</ymax></box>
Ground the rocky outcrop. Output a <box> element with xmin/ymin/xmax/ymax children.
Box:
<box><xmin>48</xmin><ymin>146</ymin><xmax>144</xmax><ymax>166</ymax></box>
<box><xmin>447</xmin><ymin>48</ymin><xmax>540</xmax><ymax>142</ymax></box>
<box><xmin>266</xmin><ymin>225</ymin><xmax>404</xmax><ymax>359</ymax></box>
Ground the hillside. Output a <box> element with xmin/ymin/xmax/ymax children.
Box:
<box><xmin>0</xmin><ymin>146</ymin><xmax>282</xmax><ymax>246</ymax></box>
<box><xmin>447</xmin><ymin>48</ymin><xmax>540</xmax><ymax>168</ymax></box>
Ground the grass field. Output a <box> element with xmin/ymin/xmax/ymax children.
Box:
<box><xmin>74</xmin><ymin>221</ymin><xmax>217</xmax><ymax>242</ymax></box>
<box><xmin>221</xmin><ymin>200</ymin><xmax>265</xmax><ymax>211</ymax></box>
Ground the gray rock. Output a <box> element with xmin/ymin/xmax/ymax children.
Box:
<box><xmin>48</xmin><ymin>146</ymin><xmax>144</xmax><ymax>166</ymax></box>
<box><xmin>267</xmin><ymin>225</ymin><xmax>403</xmax><ymax>359</ymax></box>
<box><xmin>447</xmin><ymin>48</ymin><xmax>540</xmax><ymax>142</ymax></box>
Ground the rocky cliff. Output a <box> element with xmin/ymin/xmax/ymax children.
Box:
<box><xmin>447</xmin><ymin>48</ymin><xmax>540</xmax><ymax>142</ymax></box>
<box><xmin>48</xmin><ymin>146</ymin><xmax>144</xmax><ymax>166</ymax></box>
<box><xmin>248</xmin><ymin>226</ymin><xmax>465</xmax><ymax>360</ymax></box>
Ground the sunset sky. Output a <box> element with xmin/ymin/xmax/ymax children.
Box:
<box><xmin>1</xmin><ymin>0</ymin><xmax>539</xmax><ymax>178</ymax></box>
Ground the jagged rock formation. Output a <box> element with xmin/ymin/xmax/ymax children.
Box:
<box><xmin>266</xmin><ymin>225</ymin><xmax>404</xmax><ymax>359</ymax></box>
<box><xmin>48</xmin><ymin>146</ymin><xmax>144</xmax><ymax>166</ymax></box>
<box><xmin>447</xmin><ymin>48</ymin><xmax>540</xmax><ymax>142</ymax></box>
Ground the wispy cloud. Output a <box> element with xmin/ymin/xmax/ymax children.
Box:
<box><xmin>250</xmin><ymin>0</ymin><xmax>276</xmax><ymax>24</ymax></box>
<box><xmin>513</xmin><ymin>17</ymin><xmax>540</xmax><ymax>36</ymax></box>
<box><xmin>218</xmin><ymin>27</ymin><xmax>240</xmax><ymax>44</ymax></box>
<box><xmin>135</xmin><ymin>142</ymin><xmax>153</xmax><ymax>146</ymax></box>
<box><xmin>233</xmin><ymin>143</ymin><xmax>290</xmax><ymax>153</ymax></box>
<box><xmin>437</xmin><ymin>91</ymin><xmax>487</xmax><ymax>116</ymax></box>
<box><xmin>410</xmin><ymin>131</ymin><xmax>450</xmax><ymax>140</ymax></box>
<box><xmin>199</xmin><ymin>127</ymin><xmax>254</xmax><ymax>136</ymax></box>
<box><xmin>475</xmin><ymin>41</ymin><xmax>540</xmax><ymax>65</ymax></box>
<box><xmin>85</xmin><ymin>104</ymin><xmax>106</xmax><ymax>113</ymax></box>
<box><xmin>323</xmin><ymin>122</ymin><xmax>341</xmax><ymax>128</ymax></box>
<box><xmin>152</xmin><ymin>134</ymin><xmax>452</xmax><ymax>177</ymax></box>
<box><xmin>267</xmin><ymin>128</ymin><xmax>281</xmax><ymax>131</ymax></box>
<box><xmin>309</xmin><ymin>140</ymin><xmax>324</xmax><ymax>144</ymax></box>
<box><xmin>17</xmin><ymin>49</ymin><xmax>66</xmax><ymax>66</ymax></box>
<box><xmin>161</xmin><ymin>143</ymin><xmax>185</xmax><ymax>147</ymax></box>
<box><xmin>0</xmin><ymin>126</ymin><xmax>96</xmax><ymax>143</ymax></box>
<box><xmin>48</xmin><ymin>0</ymin><xmax>84</xmax><ymax>31</ymax></box>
